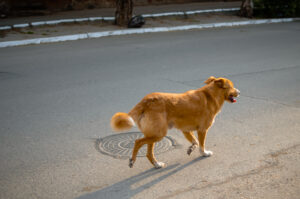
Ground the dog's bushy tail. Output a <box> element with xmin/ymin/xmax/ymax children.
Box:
<box><xmin>111</xmin><ymin>112</ymin><xmax>135</xmax><ymax>132</ymax></box>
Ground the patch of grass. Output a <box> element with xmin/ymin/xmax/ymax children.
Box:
<box><xmin>254</xmin><ymin>0</ymin><xmax>300</xmax><ymax>17</ymax></box>
<box><xmin>19</xmin><ymin>30</ymin><xmax>34</xmax><ymax>34</ymax></box>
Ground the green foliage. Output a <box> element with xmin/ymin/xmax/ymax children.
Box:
<box><xmin>253</xmin><ymin>0</ymin><xmax>300</xmax><ymax>17</ymax></box>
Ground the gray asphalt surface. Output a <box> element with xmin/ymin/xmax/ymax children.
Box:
<box><xmin>0</xmin><ymin>22</ymin><xmax>300</xmax><ymax>199</ymax></box>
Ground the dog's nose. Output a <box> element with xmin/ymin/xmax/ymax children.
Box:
<box><xmin>236</xmin><ymin>89</ymin><xmax>240</xmax><ymax>96</ymax></box>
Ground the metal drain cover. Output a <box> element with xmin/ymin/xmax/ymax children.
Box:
<box><xmin>97</xmin><ymin>132</ymin><xmax>176</xmax><ymax>159</ymax></box>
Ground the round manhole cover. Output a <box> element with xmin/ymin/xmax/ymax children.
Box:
<box><xmin>97</xmin><ymin>132</ymin><xmax>177</xmax><ymax>159</ymax></box>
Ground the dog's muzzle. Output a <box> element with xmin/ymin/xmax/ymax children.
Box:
<box><xmin>236</xmin><ymin>89</ymin><xmax>240</xmax><ymax>97</ymax></box>
<box><xmin>229</xmin><ymin>89</ymin><xmax>240</xmax><ymax>103</ymax></box>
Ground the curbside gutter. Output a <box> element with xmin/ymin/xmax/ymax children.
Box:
<box><xmin>0</xmin><ymin>18</ymin><xmax>299</xmax><ymax>48</ymax></box>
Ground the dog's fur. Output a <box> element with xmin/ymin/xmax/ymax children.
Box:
<box><xmin>111</xmin><ymin>76</ymin><xmax>240</xmax><ymax>169</ymax></box>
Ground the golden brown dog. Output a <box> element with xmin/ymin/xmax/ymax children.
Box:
<box><xmin>111</xmin><ymin>76</ymin><xmax>240</xmax><ymax>169</ymax></box>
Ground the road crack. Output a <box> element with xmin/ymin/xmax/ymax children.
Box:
<box><xmin>163</xmin><ymin>65</ymin><xmax>300</xmax><ymax>109</ymax></box>
<box><xmin>241</xmin><ymin>94</ymin><xmax>300</xmax><ymax>109</ymax></box>
<box><xmin>158</xmin><ymin>143</ymin><xmax>300</xmax><ymax>199</ymax></box>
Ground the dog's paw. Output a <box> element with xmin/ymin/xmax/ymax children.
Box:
<box><xmin>200</xmin><ymin>150</ymin><xmax>213</xmax><ymax>157</ymax></box>
<box><xmin>187</xmin><ymin>144</ymin><xmax>197</xmax><ymax>155</ymax></box>
<box><xmin>154</xmin><ymin>162</ymin><xmax>166</xmax><ymax>169</ymax></box>
<box><xmin>129</xmin><ymin>158</ymin><xmax>134</xmax><ymax>168</ymax></box>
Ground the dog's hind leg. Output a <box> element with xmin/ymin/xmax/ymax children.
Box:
<box><xmin>131</xmin><ymin>111</ymin><xmax>168</xmax><ymax>168</ymax></box>
<box><xmin>146</xmin><ymin>137</ymin><xmax>166</xmax><ymax>169</ymax></box>
<box><xmin>129</xmin><ymin>136</ymin><xmax>166</xmax><ymax>168</ymax></box>
<box><xmin>129</xmin><ymin>137</ymin><xmax>148</xmax><ymax>168</ymax></box>
<box><xmin>183</xmin><ymin>131</ymin><xmax>199</xmax><ymax>155</ymax></box>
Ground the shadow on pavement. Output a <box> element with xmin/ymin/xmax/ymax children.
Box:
<box><xmin>77</xmin><ymin>156</ymin><xmax>207</xmax><ymax>199</ymax></box>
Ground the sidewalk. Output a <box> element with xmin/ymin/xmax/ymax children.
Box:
<box><xmin>0</xmin><ymin>1</ymin><xmax>242</xmax><ymax>26</ymax></box>
<box><xmin>0</xmin><ymin>1</ymin><xmax>299</xmax><ymax>48</ymax></box>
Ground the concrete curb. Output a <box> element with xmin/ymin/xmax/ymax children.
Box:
<box><xmin>0</xmin><ymin>18</ymin><xmax>299</xmax><ymax>48</ymax></box>
<box><xmin>142</xmin><ymin>8</ymin><xmax>239</xmax><ymax>17</ymax></box>
<box><xmin>0</xmin><ymin>8</ymin><xmax>239</xmax><ymax>30</ymax></box>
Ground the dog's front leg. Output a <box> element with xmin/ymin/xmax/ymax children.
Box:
<box><xmin>183</xmin><ymin>131</ymin><xmax>199</xmax><ymax>155</ymax></box>
<box><xmin>197</xmin><ymin>130</ymin><xmax>213</xmax><ymax>157</ymax></box>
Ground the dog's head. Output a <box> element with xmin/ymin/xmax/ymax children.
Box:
<box><xmin>204</xmin><ymin>76</ymin><xmax>240</xmax><ymax>103</ymax></box>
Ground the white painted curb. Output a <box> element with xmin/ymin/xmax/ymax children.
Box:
<box><xmin>142</xmin><ymin>8</ymin><xmax>239</xmax><ymax>17</ymax></box>
<box><xmin>0</xmin><ymin>18</ymin><xmax>299</xmax><ymax>48</ymax></box>
<box><xmin>0</xmin><ymin>8</ymin><xmax>239</xmax><ymax>30</ymax></box>
<box><xmin>0</xmin><ymin>26</ymin><xmax>11</xmax><ymax>30</ymax></box>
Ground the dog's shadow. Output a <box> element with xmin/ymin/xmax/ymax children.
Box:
<box><xmin>77</xmin><ymin>156</ymin><xmax>207</xmax><ymax>199</ymax></box>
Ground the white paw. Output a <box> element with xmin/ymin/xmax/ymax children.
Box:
<box><xmin>200</xmin><ymin>150</ymin><xmax>213</xmax><ymax>157</ymax></box>
<box><xmin>154</xmin><ymin>162</ymin><xmax>166</xmax><ymax>169</ymax></box>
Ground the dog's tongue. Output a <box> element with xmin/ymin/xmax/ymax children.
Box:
<box><xmin>229</xmin><ymin>96</ymin><xmax>237</xmax><ymax>103</ymax></box>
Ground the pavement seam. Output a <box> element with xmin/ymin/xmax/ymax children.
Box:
<box><xmin>0</xmin><ymin>18</ymin><xmax>299</xmax><ymax>48</ymax></box>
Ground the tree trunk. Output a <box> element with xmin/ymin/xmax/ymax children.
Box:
<box><xmin>239</xmin><ymin>0</ymin><xmax>253</xmax><ymax>18</ymax></box>
<box><xmin>115</xmin><ymin>0</ymin><xmax>133</xmax><ymax>26</ymax></box>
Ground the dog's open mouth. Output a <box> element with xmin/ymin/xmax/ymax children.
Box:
<box><xmin>229</xmin><ymin>95</ymin><xmax>237</xmax><ymax>103</ymax></box>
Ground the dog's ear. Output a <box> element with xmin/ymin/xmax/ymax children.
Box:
<box><xmin>214</xmin><ymin>78</ymin><xmax>226</xmax><ymax>88</ymax></box>
<box><xmin>204</xmin><ymin>76</ymin><xmax>216</xmax><ymax>84</ymax></box>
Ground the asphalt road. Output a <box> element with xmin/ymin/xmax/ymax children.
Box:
<box><xmin>0</xmin><ymin>22</ymin><xmax>300</xmax><ymax>199</ymax></box>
